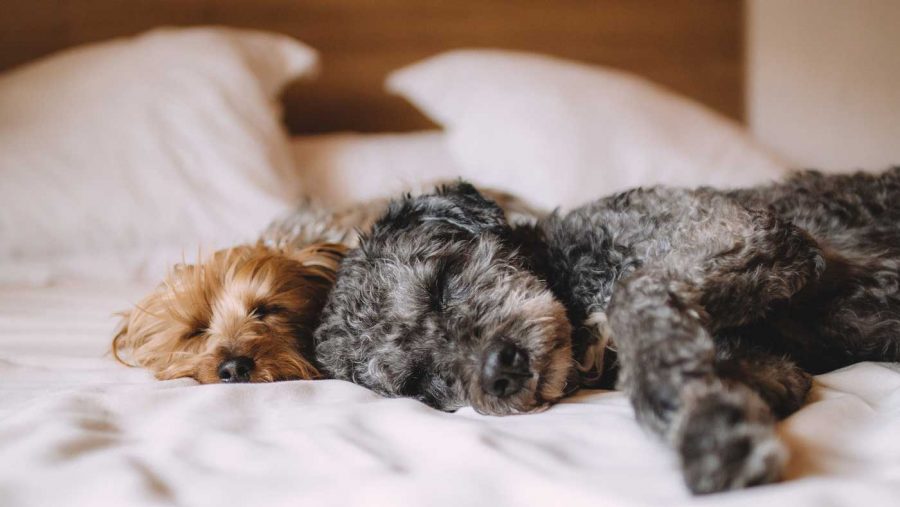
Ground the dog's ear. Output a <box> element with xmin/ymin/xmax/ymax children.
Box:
<box><xmin>281</xmin><ymin>243</ymin><xmax>347</xmax><ymax>284</ymax></box>
<box><xmin>432</xmin><ymin>181</ymin><xmax>508</xmax><ymax>233</ymax></box>
<box><xmin>111</xmin><ymin>311</ymin><xmax>133</xmax><ymax>366</ymax></box>
<box><xmin>376</xmin><ymin>181</ymin><xmax>508</xmax><ymax>237</ymax></box>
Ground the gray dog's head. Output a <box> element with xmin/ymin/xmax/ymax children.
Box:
<box><xmin>314</xmin><ymin>182</ymin><xmax>572</xmax><ymax>415</ymax></box>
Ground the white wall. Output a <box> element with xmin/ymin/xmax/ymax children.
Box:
<box><xmin>747</xmin><ymin>0</ymin><xmax>900</xmax><ymax>171</ymax></box>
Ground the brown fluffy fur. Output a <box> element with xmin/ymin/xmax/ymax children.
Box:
<box><xmin>113</xmin><ymin>242</ymin><xmax>345</xmax><ymax>383</ymax></box>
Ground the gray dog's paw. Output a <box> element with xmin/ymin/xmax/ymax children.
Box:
<box><xmin>676</xmin><ymin>389</ymin><xmax>786</xmax><ymax>494</ymax></box>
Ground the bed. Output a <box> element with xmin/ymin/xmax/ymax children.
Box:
<box><xmin>1</xmin><ymin>2</ymin><xmax>899</xmax><ymax>506</ymax></box>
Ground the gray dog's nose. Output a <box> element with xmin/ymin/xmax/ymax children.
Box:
<box><xmin>218</xmin><ymin>356</ymin><xmax>254</xmax><ymax>383</ymax></box>
<box><xmin>481</xmin><ymin>343</ymin><xmax>530</xmax><ymax>397</ymax></box>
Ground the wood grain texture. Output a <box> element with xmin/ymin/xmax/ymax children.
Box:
<box><xmin>0</xmin><ymin>0</ymin><xmax>745</xmax><ymax>133</ymax></box>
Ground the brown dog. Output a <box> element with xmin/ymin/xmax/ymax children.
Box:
<box><xmin>112</xmin><ymin>201</ymin><xmax>380</xmax><ymax>383</ymax></box>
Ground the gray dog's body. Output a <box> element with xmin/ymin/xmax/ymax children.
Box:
<box><xmin>314</xmin><ymin>168</ymin><xmax>900</xmax><ymax>494</ymax></box>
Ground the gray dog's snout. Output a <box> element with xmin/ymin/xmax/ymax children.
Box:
<box><xmin>218</xmin><ymin>356</ymin><xmax>254</xmax><ymax>383</ymax></box>
<box><xmin>481</xmin><ymin>343</ymin><xmax>530</xmax><ymax>398</ymax></box>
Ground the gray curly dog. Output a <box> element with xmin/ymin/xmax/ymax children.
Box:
<box><xmin>313</xmin><ymin>168</ymin><xmax>900</xmax><ymax>494</ymax></box>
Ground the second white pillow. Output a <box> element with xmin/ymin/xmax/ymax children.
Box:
<box><xmin>387</xmin><ymin>50</ymin><xmax>787</xmax><ymax>210</ymax></box>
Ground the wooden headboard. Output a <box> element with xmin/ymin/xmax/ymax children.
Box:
<box><xmin>0</xmin><ymin>0</ymin><xmax>745</xmax><ymax>133</ymax></box>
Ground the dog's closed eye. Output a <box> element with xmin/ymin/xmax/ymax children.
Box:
<box><xmin>251</xmin><ymin>303</ymin><xmax>283</xmax><ymax>319</ymax></box>
<box><xmin>183</xmin><ymin>328</ymin><xmax>206</xmax><ymax>340</ymax></box>
<box><xmin>428</xmin><ymin>261</ymin><xmax>464</xmax><ymax>312</ymax></box>
<box><xmin>428</xmin><ymin>276</ymin><xmax>450</xmax><ymax>312</ymax></box>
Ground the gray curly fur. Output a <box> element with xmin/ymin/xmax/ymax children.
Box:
<box><xmin>314</xmin><ymin>168</ymin><xmax>900</xmax><ymax>494</ymax></box>
<box><xmin>314</xmin><ymin>184</ymin><xmax>570</xmax><ymax>414</ymax></box>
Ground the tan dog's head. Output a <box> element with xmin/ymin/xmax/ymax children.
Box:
<box><xmin>113</xmin><ymin>243</ymin><xmax>345</xmax><ymax>383</ymax></box>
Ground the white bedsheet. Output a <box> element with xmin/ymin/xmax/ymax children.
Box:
<box><xmin>1</xmin><ymin>283</ymin><xmax>898</xmax><ymax>507</ymax></box>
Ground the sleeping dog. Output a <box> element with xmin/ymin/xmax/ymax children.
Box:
<box><xmin>112</xmin><ymin>201</ymin><xmax>376</xmax><ymax>383</ymax></box>
<box><xmin>314</xmin><ymin>169</ymin><xmax>900</xmax><ymax>493</ymax></box>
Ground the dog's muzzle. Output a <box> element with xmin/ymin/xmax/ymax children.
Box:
<box><xmin>481</xmin><ymin>343</ymin><xmax>531</xmax><ymax>398</ymax></box>
<box><xmin>218</xmin><ymin>356</ymin><xmax>254</xmax><ymax>383</ymax></box>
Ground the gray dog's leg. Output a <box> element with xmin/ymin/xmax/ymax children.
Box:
<box><xmin>715</xmin><ymin>344</ymin><xmax>813</xmax><ymax>419</ymax></box>
<box><xmin>609</xmin><ymin>270</ymin><xmax>787</xmax><ymax>493</ymax></box>
<box><xmin>606</xmin><ymin>211</ymin><xmax>823</xmax><ymax>493</ymax></box>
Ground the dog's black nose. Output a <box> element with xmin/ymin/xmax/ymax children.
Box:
<box><xmin>218</xmin><ymin>356</ymin><xmax>254</xmax><ymax>383</ymax></box>
<box><xmin>481</xmin><ymin>343</ymin><xmax>530</xmax><ymax>398</ymax></box>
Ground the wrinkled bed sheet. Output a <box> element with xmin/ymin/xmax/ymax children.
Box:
<box><xmin>0</xmin><ymin>283</ymin><xmax>898</xmax><ymax>507</ymax></box>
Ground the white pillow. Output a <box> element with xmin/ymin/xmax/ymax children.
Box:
<box><xmin>0</xmin><ymin>27</ymin><xmax>316</xmax><ymax>261</ymax></box>
<box><xmin>387</xmin><ymin>50</ymin><xmax>787</xmax><ymax>210</ymax></box>
<box><xmin>290</xmin><ymin>131</ymin><xmax>463</xmax><ymax>207</ymax></box>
